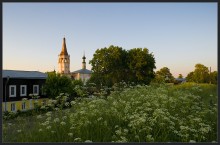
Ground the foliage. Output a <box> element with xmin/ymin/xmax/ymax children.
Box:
<box><xmin>127</xmin><ymin>48</ymin><xmax>156</xmax><ymax>84</ymax></box>
<box><xmin>186</xmin><ymin>72</ymin><xmax>194</xmax><ymax>82</ymax></box>
<box><xmin>209</xmin><ymin>71</ymin><xmax>217</xmax><ymax>84</ymax></box>
<box><xmin>44</xmin><ymin>72</ymin><xmax>73</xmax><ymax>99</ymax></box>
<box><xmin>89</xmin><ymin>45</ymin><xmax>156</xmax><ymax>87</ymax></box>
<box><xmin>153</xmin><ymin>67</ymin><xmax>175</xmax><ymax>83</ymax></box>
<box><xmin>178</xmin><ymin>74</ymin><xmax>183</xmax><ymax>79</ymax></box>
<box><xmin>89</xmin><ymin>45</ymin><xmax>127</xmax><ymax>87</ymax></box>
<box><xmin>186</xmin><ymin>63</ymin><xmax>212</xmax><ymax>83</ymax></box>
<box><xmin>3</xmin><ymin>83</ymin><xmax>217</xmax><ymax>142</ymax></box>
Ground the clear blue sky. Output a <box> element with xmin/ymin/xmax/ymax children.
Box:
<box><xmin>3</xmin><ymin>3</ymin><xmax>217</xmax><ymax>78</ymax></box>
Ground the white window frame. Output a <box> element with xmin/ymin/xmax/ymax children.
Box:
<box><xmin>20</xmin><ymin>85</ymin><xmax>27</xmax><ymax>96</ymax></box>
<box><xmin>33</xmin><ymin>85</ymin><xmax>39</xmax><ymax>95</ymax></box>
<box><xmin>22</xmin><ymin>102</ymin><xmax>26</xmax><ymax>110</ymax></box>
<box><xmin>9</xmin><ymin>85</ymin><xmax>16</xmax><ymax>97</ymax></box>
<box><xmin>11</xmin><ymin>103</ymin><xmax>16</xmax><ymax>111</ymax></box>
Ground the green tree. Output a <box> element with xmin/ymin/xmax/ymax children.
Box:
<box><xmin>193</xmin><ymin>64</ymin><xmax>209</xmax><ymax>83</ymax></box>
<box><xmin>89</xmin><ymin>45</ymin><xmax>156</xmax><ymax>87</ymax></box>
<box><xmin>89</xmin><ymin>45</ymin><xmax>128</xmax><ymax>87</ymax></box>
<box><xmin>186</xmin><ymin>72</ymin><xmax>194</xmax><ymax>82</ymax></box>
<box><xmin>44</xmin><ymin>72</ymin><xmax>73</xmax><ymax>98</ymax></box>
<box><xmin>186</xmin><ymin>63</ymin><xmax>210</xmax><ymax>83</ymax></box>
<box><xmin>127</xmin><ymin>48</ymin><xmax>156</xmax><ymax>84</ymax></box>
<box><xmin>210</xmin><ymin>71</ymin><xmax>217</xmax><ymax>84</ymax></box>
<box><xmin>154</xmin><ymin>67</ymin><xmax>175</xmax><ymax>83</ymax></box>
<box><xmin>178</xmin><ymin>74</ymin><xmax>183</xmax><ymax>79</ymax></box>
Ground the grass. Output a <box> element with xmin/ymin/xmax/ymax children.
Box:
<box><xmin>2</xmin><ymin>82</ymin><xmax>217</xmax><ymax>142</ymax></box>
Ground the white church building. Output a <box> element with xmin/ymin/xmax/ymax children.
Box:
<box><xmin>57</xmin><ymin>37</ymin><xmax>92</xmax><ymax>83</ymax></box>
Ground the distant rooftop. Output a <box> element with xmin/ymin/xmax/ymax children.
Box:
<box><xmin>3</xmin><ymin>70</ymin><xmax>48</xmax><ymax>79</ymax></box>
<box><xmin>175</xmin><ymin>78</ymin><xmax>186</xmax><ymax>81</ymax></box>
<box><xmin>72</xmin><ymin>68</ymin><xmax>92</xmax><ymax>74</ymax></box>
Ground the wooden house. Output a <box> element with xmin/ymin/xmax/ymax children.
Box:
<box><xmin>2</xmin><ymin>70</ymin><xmax>48</xmax><ymax>112</ymax></box>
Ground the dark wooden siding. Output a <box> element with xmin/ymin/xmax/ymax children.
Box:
<box><xmin>3</xmin><ymin>78</ymin><xmax>47</xmax><ymax>102</ymax></box>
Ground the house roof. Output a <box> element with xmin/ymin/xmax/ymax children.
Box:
<box><xmin>3</xmin><ymin>70</ymin><xmax>48</xmax><ymax>79</ymax></box>
<box><xmin>72</xmin><ymin>68</ymin><xmax>92</xmax><ymax>74</ymax></box>
<box><xmin>175</xmin><ymin>78</ymin><xmax>186</xmax><ymax>81</ymax></box>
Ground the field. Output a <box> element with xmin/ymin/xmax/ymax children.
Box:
<box><xmin>2</xmin><ymin>82</ymin><xmax>217</xmax><ymax>142</ymax></box>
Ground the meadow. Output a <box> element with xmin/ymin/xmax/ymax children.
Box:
<box><xmin>2</xmin><ymin>82</ymin><xmax>217</xmax><ymax>142</ymax></box>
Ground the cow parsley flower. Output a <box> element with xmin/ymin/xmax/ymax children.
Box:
<box><xmin>54</xmin><ymin>118</ymin><xmax>60</xmax><ymax>123</ymax></box>
<box><xmin>68</xmin><ymin>133</ymin><xmax>73</xmax><ymax>137</ymax></box>
<box><xmin>46</xmin><ymin>126</ymin><xmax>51</xmax><ymax>130</ymax></box>
<box><xmin>60</xmin><ymin>121</ymin><xmax>66</xmax><ymax>126</ymax></box>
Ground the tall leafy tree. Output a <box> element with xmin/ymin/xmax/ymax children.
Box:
<box><xmin>210</xmin><ymin>71</ymin><xmax>217</xmax><ymax>84</ymax></box>
<box><xmin>44</xmin><ymin>72</ymin><xmax>73</xmax><ymax>98</ymax></box>
<box><xmin>186</xmin><ymin>63</ymin><xmax>210</xmax><ymax>83</ymax></box>
<box><xmin>193</xmin><ymin>63</ymin><xmax>210</xmax><ymax>83</ymax></box>
<box><xmin>186</xmin><ymin>72</ymin><xmax>194</xmax><ymax>82</ymax></box>
<box><xmin>127</xmin><ymin>48</ymin><xmax>156</xmax><ymax>84</ymax></box>
<box><xmin>154</xmin><ymin>67</ymin><xmax>175</xmax><ymax>83</ymax></box>
<box><xmin>89</xmin><ymin>45</ymin><xmax>156</xmax><ymax>87</ymax></box>
<box><xmin>89</xmin><ymin>45</ymin><xmax>127</xmax><ymax>87</ymax></box>
<box><xmin>178</xmin><ymin>74</ymin><xmax>183</xmax><ymax>79</ymax></box>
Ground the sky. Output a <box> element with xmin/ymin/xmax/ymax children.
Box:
<box><xmin>3</xmin><ymin>3</ymin><xmax>217</xmax><ymax>78</ymax></box>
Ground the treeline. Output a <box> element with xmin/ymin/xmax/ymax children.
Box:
<box><xmin>153</xmin><ymin>64</ymin><xmax>217</xmax><ymax>84</ymax></box>
<box><xmin>186</xmin><ymin>64</ymin><xmax>217</xmax><ymax>84</ymax></box>
<box><xmin>43</xmin><ymin>45</ymin><xmax>217</xmax><ymax>98</ymax></box>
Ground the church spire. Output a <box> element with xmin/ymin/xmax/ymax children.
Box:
<box><xmin>60</xmin><ymin>37</ymin><xmax>68</xmax><ymax>55</ymax></box>
<box><xmin>58</xmin><ymin>37</ymin><xmax>70</xmax><ymax>75</ymax></box>
<box><xmin>82</xmin><ymin>52</ymin><xmax>86</xmax><ymax>69</ymax></box>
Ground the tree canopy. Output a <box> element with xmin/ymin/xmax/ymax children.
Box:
<box><xmin>154</xmin><ymin>67</ymin><xmax>175</xmax><ymax>83</ymax></box>
<box><xmin>43</xmin><ymin>72</ymin><xmax>73</xmax><ymax>98</ymax></box>
<box><xmin>178</xmin><ymin>74</ymin><xmax>183</xmax><ymax>79</ymax></box>
<box><xmin>186</xmin><ymin>63</ymin><xmax>212</xmax><ymax>83</ymax></box>
<box><xmin>89</xmin><ymin>45</ymin><xmax>156</xmax><ymax>87</ymax></box>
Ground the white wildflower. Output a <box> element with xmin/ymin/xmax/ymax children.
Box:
<box><xmin>74</xmin><ymin>137</ymin><xmax>82</xmax><ymax>142</ymax></box>
<box><xmin>37</xmin><ymin>115</ymin><xmax>42</xmax><ymax>119</ymax></box>
<box><xmin>189</xmin><ymin>140</ymin><xmax>196</xmax><ymax>143</ymax></box>
<box><xmin>51</xmin><ymin>130</ymin><xmax>55</xmax><ymax>134</ymax></box>
<box><xmin>68</xmin><ymin>133</ymin><xmax>73</xmax><ymax>137</ymax></box>
<box><xmin>70</xmin><ymin>101</ymin><xmax>76</xmax><ymax>105</ymax></box>
<box><xmin>65</xmin><ymin>102</ymin><xmax>70</xmax><ymax>107</ymax></box>
<box><xmin>22</xmin><ymin>98</ymin><xmax>28</xmax><ymax>101</ymax></box>
<box><xmin>46</xmin><ymin>111</ymin><xmax>52</xmax><ymax>116</ymax></box>
<box><xmin>60</xmin><ymin>121</ymin><xmax>66</xmax><ymax>125</ymax></box>
<box><xmin>54</xmin><ymin>107</ymin><xmax>60</xmax><ymax>111</ymax></box>
<box><xmin>62</xmin><ymin>116</ymin><xmax>67</xmax><ymax>120</ymax></box>
<box><xmin>46</xmin><ymin>117</ymin><xmax>52</xmax><ymax>121</ymax></box>
<box><xmin>46</xmin><ymin>126</ymin><xmax>51</xmax><ymax>130</ymax></box>
<box><xmin>54</xmin><ymin>118</ymin><xmax>60</xmax><ymax>123</ymax></box>
<box><xmin>40</xmin><ymin>106</ymin><xmax>46</xmax><ymax>109</ymax></box>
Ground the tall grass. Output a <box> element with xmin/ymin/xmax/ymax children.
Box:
<box><xmin>2</xmin><ymin>83</ymin><xmax>217</xmax><ymax>142</ymax></box>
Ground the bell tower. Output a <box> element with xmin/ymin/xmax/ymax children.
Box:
<box><xmin>58</xmin><ymin>37</ymin><xmax>70</xmax><ymax>74</ymax></box>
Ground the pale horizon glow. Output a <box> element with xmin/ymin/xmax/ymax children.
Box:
<box><xmin>3</xmin><ymin>3</ymin><xmax>217</xmax><ymax>78</ymax></box>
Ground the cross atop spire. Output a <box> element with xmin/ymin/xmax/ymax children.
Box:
<box><xmin>60</xmin><ymin>37</ymin><xmax>69</xmax><ymax>55</ymax></box>
<box><xmin>82</xmin><ymin>51</ymin><xmax>86</xmax><ymax>60</ymax></box>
